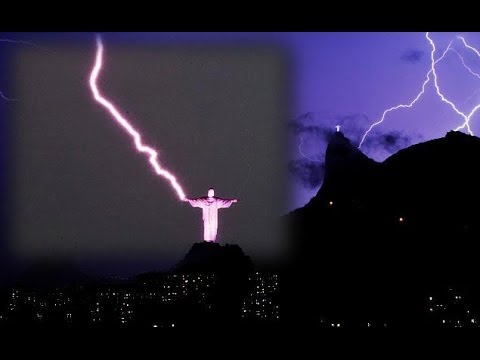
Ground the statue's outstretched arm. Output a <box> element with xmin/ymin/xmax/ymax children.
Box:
<box><xmin>185</xmin><ymin>198</ymin><xmax>204</xmax><ymax>208</ymax></box>
<box><xmin>218</xmin><ymin>198</ymin><xmax>239</xmax><ymax>208</ymax></box>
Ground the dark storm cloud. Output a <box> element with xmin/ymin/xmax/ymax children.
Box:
<box><xmin>289</xmin><ymin>129</ymin><xmax>416</xmax><ymax>190</ymax></box>
<box><xmin>297</xmin><ymin>112</ymin><xmax>316</xmax><ymax>122</ymax></box>
<box><xmin>287</xmin><ymin>112</ymin><xmax>339</xmax><ymax>141</ymax></box>
<box><xmin>288</xmin><ymin>158</ymin><xmax>325</xmax><ymax>189</ymax></box>
<box><xmin>336</xmin><ymin>113</ymin><xmax>370</xmax><ymax>124</ymax></box>
<box><xmin>290</xmin><ymin>111</ymin><xmax>370</xmax><ymax>142</ymax></box>
<box><xmin>289</xmin><ymin>112</ymin><xmax>421</xmax><ymax>190</ymax></box>
<box><xmin>287</xmin><ymin>121</ymin><xmax>329</xmax><ymax>138</ymax></box>
<box><xmin>401</xmin><ymin>49</ymin><xmax>425</xmax><ymax>63</ymax></box>
<box><xmin>334</xmin><ymin>113</ymin><xmax>370</xmax><ymax>145</ymax></box>
<box><xmin>379</xmin><ymin>132</ymin><xmax>412</xmax><ymax>152</ymax></box>
<box><xmin>333</xmin><ymin>113</ymin><xmax>419</xmax><ymax>155</ymax></box>
<box><xmin>362</xmin><ymin>130</ymin><xmax>419</xmax><ymax>154</ymax></box>
<box><xmin>288</xmin><ymin>121</ymin><xmax>319</xmax><ymax>135</ymax></box>
<box><xmin>288</xmin><ymin>112</ymin><xmax>370</xmax><ymax>189</ymax></box>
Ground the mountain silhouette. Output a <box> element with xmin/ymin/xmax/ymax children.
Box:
<box><xmin>170</xmin><ymin>242</ymin><xmax>254</xmax><ymax>327</ymax></box>
<box><xmin>172</xmin><ymin>242</ymin><xmax>254</xmax><ymax>274</ymax></box>
<box><xmin>285</xmin><ymin>130</ymin><xmax>480</xmax><ymax>327</ymax></box>
<box><xmin>16</xmin><ymin>259</ymin><xmax>96</xmax><ymax>290</ymax></box>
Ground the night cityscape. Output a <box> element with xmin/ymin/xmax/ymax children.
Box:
<box><xmin>0</xmin><ymin>262</ymin><xmax>280</xmax><ymax>328</ymax></box>
<box><xmin>1</xmin><ymin>31</ymin><xmax>480</xmax><ymax>329</ymax></box>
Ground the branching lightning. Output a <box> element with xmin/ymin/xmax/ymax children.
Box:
<box><xmin>427</xmin><ymin>34</ymin><xmax>472</xmax><ymax>135</ymax></box>
<box><xmin>89</xmin><ymin>35</ymin><xmax>187</xmax><ymax>201</ymax></box>
<box><xmin>454</xmin><ymin>36</ymin><xmax>480</xmax><ymax>133</ymax></box>
<box><xmin>359</xmin><ymin>34</ymin><xmax>455</xmax><ymax>148</ymax></box>
<box><xmin>450</xmin><ymin>48</ymin><xmax>480</xmax><ymax>81</ymax></box>
<box><xmin>298</xmin><ymin>135</ymin><xmax>322</xmax><ymax>162</ymax></box>
<box><xmin>359</xmin><ymin>32</ymin><xmax>480</xmax><ymax>148</ymax></box>
<box><xmin>458</xmin><ymin>36</ymin><xmax>480</xmax><ymax>58</ymax></box>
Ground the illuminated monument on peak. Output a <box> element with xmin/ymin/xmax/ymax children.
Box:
<box><xmin>184</xmin><ymin>188</ymin><xmax>238</xmax><ymax>242</ymax></box>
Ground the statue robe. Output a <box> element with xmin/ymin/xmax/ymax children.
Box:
<box><xmin>187</xmin><ymin>197</ymin><xmax>235</xmax><ymax>242</ymax></box>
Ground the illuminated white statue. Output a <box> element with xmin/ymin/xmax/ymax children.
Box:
<box><xmin>184</xmin><ymin>188</ymin><xmax>238</xmax><ymax>242</ymax></box>
<box><xmin>335</xmin><ymin>125</ymin><xmax>341</xmax><ymax>132</ymax></box>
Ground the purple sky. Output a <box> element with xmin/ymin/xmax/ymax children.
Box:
<box><xmin>96</xmin><ymin>32</ymin><xmax>480</xmax><ymax>211</ymax></box>
<box><xmin>2</xmin><ymin>32</ymin><xmax>480</xmax><ymax>271</ymax></box>
<box><xmin>4</xmin><ymin>32</ymin><xmax>480</xmax><ymax>212</ymax></box>
<box><xmin>286</xmin><ymin>32</ymin><xmax>480</xmax><ymax>211</ymax></box>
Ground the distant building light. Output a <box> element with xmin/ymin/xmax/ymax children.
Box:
<box><xmin>153</xmin><ymin>325</ymin><xmax>158</xmax><ymax>328</ymax></box>
<box><xmin>399</xmin><ymin>217</ymin><xmax>404</xmax><ymax>223</ymax></box>
<box><xmin>429</xmin><ymin>296</ymin><xmax>433</xmax><ymax>301</ymax></box>
<box><xmin>329</xmin><ymin>201</ymin><xmax>333</xmax><ymax>206</ymax></box>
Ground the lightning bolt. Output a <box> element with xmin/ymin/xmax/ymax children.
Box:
<box><xmin>89</xmin><ymin>35</ymin><xmax>186</xmax><ymax>201</ymax></box>
<box><xmin>298</xmin><ymin>135</ymin><xmax>322</xmax><ymax>162</ymax></box>
<box><xmin>450</xmin><ymin>48</ymin><xmax>480</xmax><ymax>81</ymax></box>
<box><xmin>0</xmin><ymin>90</ymin><xmax>17</xmax><ymax>102</ymax></box>
<box><xmin>426</xmin><ymin>33</ymin><xmax>473</xmax><ymax>135</ymax></box>
<box><xmin>458</xmin><ymin>36</ymin><xmax>480</xmax><ymax>58</ymax></box>
<box><xmin>360</xmin><ymin>32</ymin><xmax>480</xmax><ymax>148</ymax></box>
<box><xmin>424</xmin><ymin>42</ymin><xmax>480</xmax><ymax>128</ymax></box>
<box><xmin>0</xmin><ymin>38</ymin><xmax>39</xmax><ymax>47</ymax></box>
<box><xmin>454</xmin><ymin>36</ymin><xmax>480</xmax><ymax>132</ymax></box>
<box><xmin>359</xmin><ymin>33</ymin><xmax>453</xmax><ymax>148</ymax></box>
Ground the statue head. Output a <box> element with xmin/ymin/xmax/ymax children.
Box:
<box><xmin>208</xmin><ymin>188</ymin><xmax>215</xmax><ymax>198</ymax></box>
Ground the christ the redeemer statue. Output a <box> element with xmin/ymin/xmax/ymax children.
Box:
<box><xmin>183</xmin><ymin>188</ymin><xmax>238</xmax><ymax>242</ymax></box>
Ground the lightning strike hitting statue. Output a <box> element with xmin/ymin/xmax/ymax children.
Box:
<box><xmin>184</xmin><ymin>188</ymin><xmax>238</xmax><ymax>242</ymax></box>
